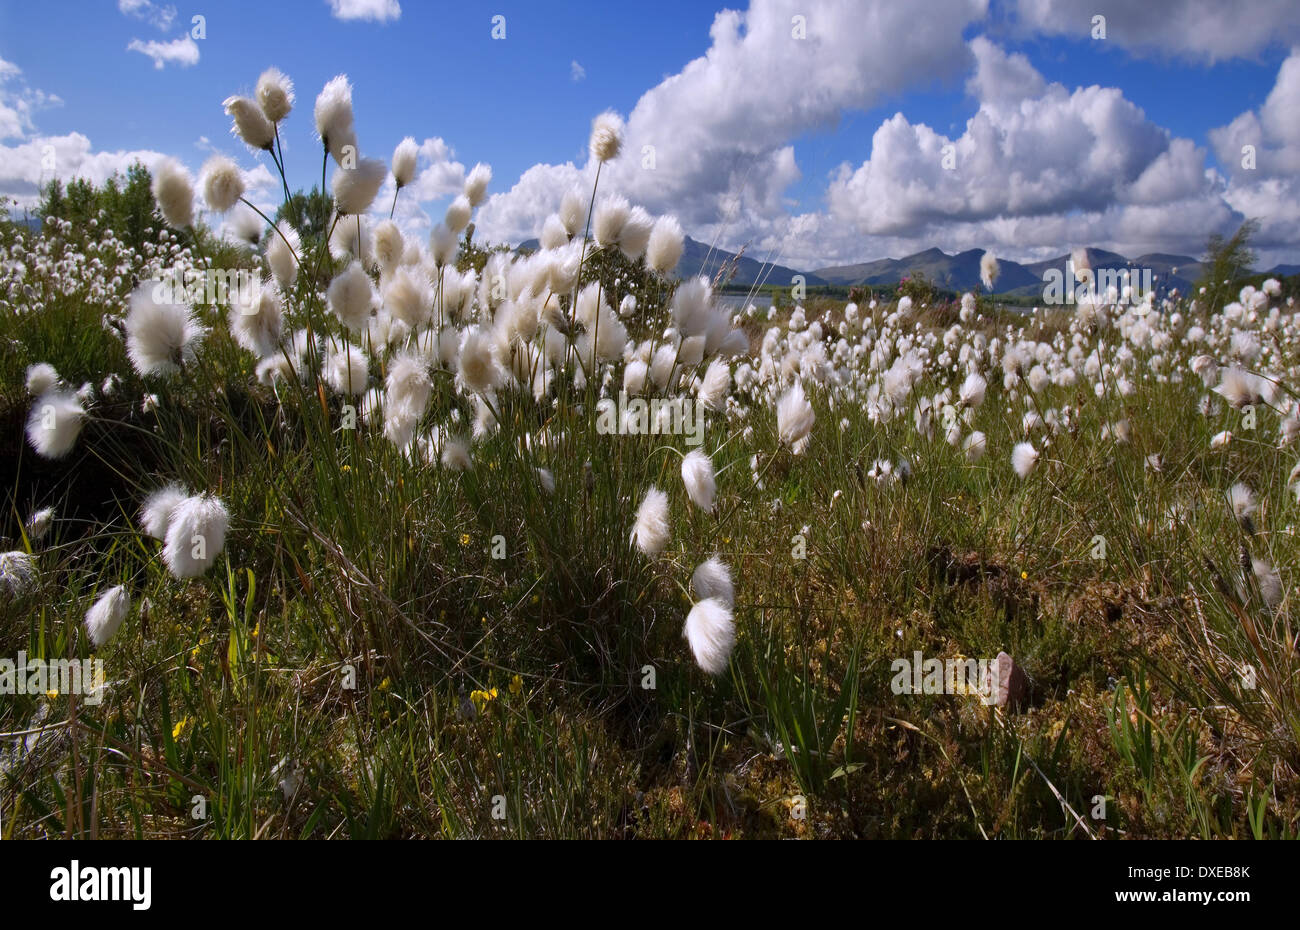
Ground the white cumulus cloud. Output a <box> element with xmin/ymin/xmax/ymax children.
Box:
<box><xmin>127</xmin><ymin>35</ymin><xmax>200</xmax><ymax>70</ymax></box>
<box><xmin>327</xmin><ymin>0</ymin><xmax>401</xmax><ymax>23</ymax></box>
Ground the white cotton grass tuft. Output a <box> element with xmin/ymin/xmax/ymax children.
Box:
<box><xmin>683</xmin><ymin>597</ymin><xmax>735</xmax><ymax>676</ymax></box>
<box><xmin>536</xmin><ymin>467</ymin><xmax>556</xmax><ymax>495</ymax></box>
<box><xmin>25</xmin><ymin>362</ymin><xmax>59</xmax><ymax>396</ymax></box>
<box><xmin>223</xmin><ymin>95</ymin><xmax>275</xmax><ymax>151</ymax></box>
<box><xmin>333</xmin><ymin>157</ymin><xmax>388</xmax><ymax>215</ymax></box>
<box><xmin>85</xmin><ymin>585</ymin><xmax>129</xmax><ymax>648</ymax></box>
<box><xmin>26</xmin><ymin>389</ymin><xmax>86</xmax><ymax>459</ymax></box>
<box><xmin>324</xmin><ymin>342</ymin><xmax>369</xmax><ymax>396</ymax></box>
<box><xmin>617</xmin><ymin>206</ymin><xmax>654</xmax><ymax>260</ymax></box>
<box><xmin>630</xmin><ymin>487</ymin><xmax>671</xmax><ymax>556</ymax></box>
<box><xmin>266</xmin><ymin>221</ymin><xmax>301</xmax><ymax>290</ymax></box>
<box><xmin>1011</xmin><ymin>441</ymin><xmax>1039</xmax><ymax>479</ymax></box>
<box><xmin>1252</xmin><ymin>559</ymin><xmax>1283</xmax><ymax>609</ymax></box>
<box><xmin>373</xmin><ymin>220</ymin><xmax>405</xmax><ymax>272</ymax></box>
<box><xmin>980</xmin><ymin>250</ymin><xmax>1000</xmax><ymax>290</ymax></box>
<box><xmin>151</xmin><ymin>158</ymin><xmax>195</xmax><ymax>229</ymax></box>
<box><xmin>777</xmin><ymin>380</ymin><xmax>815</xmax><ymax>450</ymax></box>
<box><xmin>327</xmin><ymin>260</ymin><xmax>374</xmax><ymax>332</ymax></box>
<box><xmin>162</xmin><ymin>494</ymin><xmax>229</xmax><ymax>579</ymax></box>
<box><xmin>314</xmin><ymin>74</ymin><xmax>355</xmax><ymax>161</ymax></box>
<box><xmin>464</xmin><ymin>162</ymin><xmax>492</xmax><ymax>207</ymax></box>
<box><xmin>255</xmin><ymin>67</ymin><xmax>294</xmax><ymax>123</ymax></box>
<box><xmin>963</xmin><ymin>430</ymin><xmax>987</xmax><ymax>463</ymax></box>
<box><xmin>440</xmin><ymin>436</ymin><xmax>472</xmax><ymax>471</ymax></box>
<box><xmin>429</xmin><ymin>223</ymin><xmax>459</xmax><ymax>267</ymax></box>
<box><xmin>1228</xmin><ymin>482</ymin><xmax>1257</xmax><ymax>530</ymax></box>
<box><xmin>691</xmin><ymin>557</ymin><xmax>734</xmax><ymax>607</ymax></box>
<box><xmin>646</xmin><ymin>215</ymin><xmax>685</xmax><ymax>274</ymax></box>
<box><xmin>227</xmin><ymin>203</ymin><xmax>264</xmax><ymax>246</ymax></box>
<box><xmin>200</xmin><ymin>155</ymin><xmax>245</xmax><ymax>213</ymax></box>
<box><xmin>230</xmin><ymin>283</ymin><xmax>283</xmax><ymax>358</ymax></box>
<box><xmin>681</xmin><ymin>449</ymin><xmax>717</xmax><ymax>512</ymax></box>
<box><xmin>959</xmin><ymin>371</ymin><xmax>986</xmax><ymax>408</ymax></box>
<box><xmin>457</xmin><ymin>328</ymin><xmax>503</xmax><ymax>394</ymax></box>
<box><xmin>593</xmin><ymin>195</ymin><xmax>630</xmax><ymax>248</ymax></box>
<box><xmin>0</xmin><ymin>550</ymin><xmax>38</xmax><ymax>597</ymax></box>
<box><xmin>558</xmin><ymin>189</ymin><xmax>587</xmax><ymax>237</ymax></box>
<box><xmin>697</xmin><ymin>358</ymin><xmax>731</xmax><ymax>412</ymax></box>
<box><xmin>140</xmin><ymin>484</ymin><xmax>188</xmax><ymax>540</ymax></box>
<box><xmin>589</xmin><ymin>110</ymin><xmax>624</xmax><ymax>163</ymax></box>
<box><xmin>26</xmin><ymin>507</ymin><xmax>54</xmax><ymax>541</ymax></box>
<box><xmin>444</xmin><ymin>194</ymin><xmax>473</xmax><ymax>234</ymax></box>
<box><xmin>1213</xmin><ymin>367</ymin><xmax>1269</xmax><ymax>410</ymax></box>
<box><xmin>125</xmin><ymin>284</ymin><xmax>205</xmax><ymax>376</ymax></box>
<box><xmin>391</xmin><ymin>136</ymin><xmax>419</xmax><ymax>189</ymax></box>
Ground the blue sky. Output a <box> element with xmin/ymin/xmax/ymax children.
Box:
<box><xmin>2</xmin><ymin>0</ymin><xmax>1298</xmax><ymax>269</ymax></box>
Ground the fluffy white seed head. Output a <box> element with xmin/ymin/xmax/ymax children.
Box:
<box><xmin>777</xmin><ymin>381</ymin><xmax>815</xmax><ymax>449</ymax></box>
<box><xmin>692</xmin><ymin>557</ymin><xmax>734</xmax><ymax>607</ymax></box>
<box><xmin>959</xmin><ymin>372</ymin><xmax>986</xmax><ymax>408</ymax></box>
<box><xmin>429</xmin><ymin>223</ymin><xmax>458</xmax><ymax>267</ymax></box>
<box><xmin>464</xmin><ymin>162</ymin><xmax>492</xmax><ymax>207</ymax></box>
<box><xmin>589</xmin><ymin>110</ymin><xmax>624</xmax><ymax>163</ymax></box>
<box><xmin>26</xmin><ymin>389</ymin><xmax>85</xmax><ymax>459</ymax></box>
<box><xmin>151</xmin><ymin>158</ymin><xmax>195</xmax><ymax>228</ymax></box>
<box><xmin>1011</xmin><ymin>441</ymin><xmax>1039</xmax><ymax>479</ymax></box>
<box><xmin>223</xmin><ymin>95</ymin><xmax>275</xmax><ymax>150</ymax></box>
<box><xmin>25</xmin><ymin>362</ymin><xmax>59</xmax><ymax>396</ymax></box>
<box><xmin>698</xmin><ymin>358</ymin><xmax>731</xmax><ymax>412</ymax></box>
<box><xmin>391</xmin><ymin>136</ymin><xmax>419</xmax><ymax>189</ymax></box>
<box><xmin>0</xmin><ymin>551</ymin><xmax>38</xmax><ymax>597</ymax></box>
<box><xmin>126</xmin><ymin>285</ymin><xmax>204</xmax><ymax>376</ymax></box>
<box><xmin>328</xmin><ymin>260</ymin><xmax>375</xmax><ymax>332</ymax></box>
<box><xmin>1229</xmin><ymin>482</ymin><xmax>1258</xmax><ymax>527</ymax></box>
<box><xmin>314</xmin><ymin>74</ymin><xmax>355</xmax><ymax>158</ymax></box>
<box><xmin>26</xmin><ymin>507</ymin><xmax>54</xmax><ymax>541</ymax></box>
<box><xmin>200</xmin><ymin>155</ymin><xmax>245</xmax><ymax>213</ymax></box>
<box><xmin>646</xmin><ymin>215</ymin><xmax>685</xmax><ymax>274</ymax></box>
<box><xmin>140</xmin><ymin>483</ymin><xmax>188</xmax><ymax>540</ymax></box>
<box><xmin>324</xmin><ymin>342</ymin><xmax>369</xmax><ymax>396</ymax></box>
<box><xmin>684</xmin><ymin>597</ymin><xmax>735</xmax><ymax>675</ymax></box>
<box><xmin>85</xmin><ymin>585</ymin><xmax>130</xmax><ymax>648</ymax></box>
<box><xmin>256</xmin><ymin>67</ymin><xmax>295</xmax><ymax>123</ymax></box>
<box><xmin>266</xmin><ymin>221</ymin><xmax>301</xmax><ymax>290</ymax></box>
<box><xmin>444</xmin><ymin>194</ymin><xmax>472</xmax><ymax>233</ymax></box>
<box><xmin>230</xmin><ymin>283</ymin><xmax>283</xmax><ymax>358</ymax></box>
<box><xmin>681</xmin><ymin>449</ymin><xmax>717</xmax><ymax>512</ymax></box>
<box><xmin>162</xmin><ymin>494</ymin><xmax>229</xmax><ymax>579</ymax></box>
<box><xmin>457</xmin><ymin>328</ymin><xmax>503</xmax><ymax>394</ymax></box>
<box><xmin>980</xmin><ymin>250</ymin><xmax>1000</xmax><ymax>290</ymax></box>
<box><xmin>559</xmin><ymin>189</ymin><xmax>587</xmax><ymax>237</ymax></box>
<box><xmin>630</xmin><ymin>487</ymin><xmax>671</xmax><ymax>556</ymax></box>
<box><xmin>333</xmin><ymin>157</ymin><xmax>388</xmax><ymax>215</ymax></box>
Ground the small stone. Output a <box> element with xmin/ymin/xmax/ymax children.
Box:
<box><xmin>984</xmin><ymin>651</ymin><xmax>1028</xmax><ymax>709</ymax></box>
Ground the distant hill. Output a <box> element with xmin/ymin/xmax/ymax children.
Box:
<box><xmin>677</xmin><ymin>236</ymin><xmax>827</xmax><ymax>287</ymax></box>
<box><xmin>813</xmin><ymin>246</ymin><xmax>1210</xmax><ymax>299</ymax></box>
<box><xmin>513</xmin><ymin>233</ymin><xmax>1295</xmax><ymax>299</ymax></box>
<box><xmin>514</xmin><ymin>235</ymin><xmax>826</xmax><ymax>287</ymax></box>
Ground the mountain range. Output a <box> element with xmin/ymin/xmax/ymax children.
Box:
<box><xmin>523</xmin><ymin>236</ymin><xmax>1297</xmax><ymax>297</ymax></box>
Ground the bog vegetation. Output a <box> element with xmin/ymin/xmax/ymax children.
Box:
<box><xmin>1</xmin><ymin>70</ymin><xmax>1298</xmax><ymax>839</ymax></box>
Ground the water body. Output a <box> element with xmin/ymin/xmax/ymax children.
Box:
<box><xmin>715</xmin><ymin>293</ymin><xmax>774</xmax><ymax>310</ymax></box>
